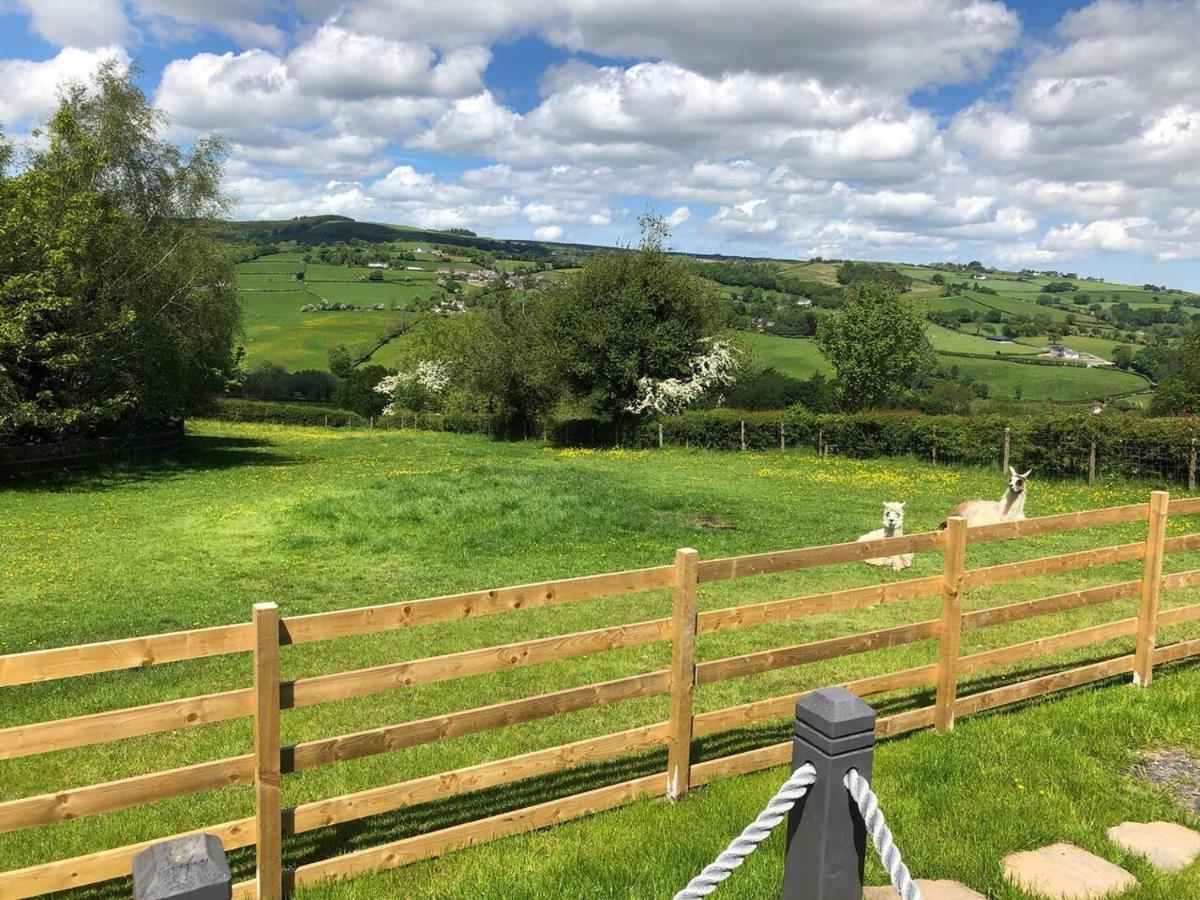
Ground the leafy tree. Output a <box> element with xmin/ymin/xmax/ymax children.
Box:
<box><xmin>332</xmin><ymin>364</ymin><xmax>389</xmax><ymax>416</ymax></box>
<box><xmin>1111</xmin><ymin>345</ymin><xmax>1134</xmax><ymax>370</ymax></box>
<box><xmin>723</xmin><ymin>367</ymin><xmax>807</xmax><ymax>410</ymax></box>
<box><xmin>835</xmin><ymin>261</ymin><xmax>912</xmax><ymax>291</ymax></box>
<box><xmin>816</xmin><ymin>281</ymin><xmax>932</xmax><ymax>410</ymax></box>
<box><xmin>540</xmin><ymin>214</ymin><xmax>723</xmax><ymax>424</ymax></box>
<box><xmin>327</xmin><ymin>345</ymin><xmax>355</xmax><ymax>378</ymax></box>
<box><xmin>452</xmin><ymin>292</ymin><xmax>560</xmax><ymax>437</ymax></box>
<box><xmin>0</xmin><ymin>61</ymin><xmax>239</xmax><ymax>443</ymax></box>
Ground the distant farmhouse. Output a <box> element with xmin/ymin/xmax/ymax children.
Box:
<box><xmin>1049</xmin><ymin>343</ymin><xmax>1080</xmax><ymax>360</ymax></box>
<box><xmin>366</xmin><ymin>261</ymin><xmax>389</xmax><ymax>269</ymax></box>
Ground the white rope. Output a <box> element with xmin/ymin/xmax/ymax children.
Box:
<box><xmin>844</xmin><ymin>768</ymin><xmax>922</xmax><ymax>900</ymax></box>
<box><xmin>673</xmin><ymin>763</ymin><xmax>817</xmax><ymax>899</ymax></box>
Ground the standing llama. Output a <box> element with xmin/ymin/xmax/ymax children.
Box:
<box><xmin>858</xmin><ymin>501</ymin><xmax>913</xmax><ymax>572</ymax></box>
<box><xmin>943</xmin><ymin>467</ymin><xmax>1031</xmax><ymax>528</ymax></box>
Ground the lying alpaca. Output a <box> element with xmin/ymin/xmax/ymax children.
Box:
<box><xmin>943</xmin><ymin>467</ymin><xmax>1031</xmax><ymax>528</ymax></box>
<box><xmin>858</xmin><ymin>501</ymin><xmax>913</xmax><ymax>572</ymax></box>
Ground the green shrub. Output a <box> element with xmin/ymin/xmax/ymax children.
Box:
<box><xmin>214</xmin><ymin>399</ymin><xmax>363</xmax><ymax>426</ymax></box>
<box><xmin>614</xmin><ymin>409</ymin><xmax>1200</xmax><ymax>483</ymax></box>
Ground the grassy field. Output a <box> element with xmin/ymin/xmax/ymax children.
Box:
<box><xmin>940</xmin><ymin>356</ymin><xmax>1149</xmax><ymax>401</ymax></box>
<box><xmin>238</xmin><ymin>290</ymin><xmax>401</xmax><ymax>370</ymax></box>
<box><xmin>926</xmin><ymin>324</ymin><xmax>1040</xmax><ymax>355</ymax></box>
<box><xmin>742</xmin><ymin>333</ymin><xmax>829</xmax><ymax>378</ymax></box>
<box><xmin>303</xmin><ymin>280</ymin><xmax>430</xmax><ymax>306</ymax></box>
<box><xmin>741</xmin><ymin>332</ymin><xmax>1147</xmax><ymax>401</ymax></box>
<box><xmin>3</xmin><ymin>422</ymin><xmax>1200</xmax><ymax>896</ymax></box>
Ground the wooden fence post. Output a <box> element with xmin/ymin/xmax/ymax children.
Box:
<box><xmin>1088</xmin><ymin>439</ymin><xmax>1097</xmax><ymax>485</ymax></box>
<box><xmin>667</xmin><ymin>548</ymin><xmax>699</xmax><ymax>801</ymax></box>
<box><xmin>658</xmin><ymin>423</ymin><xmax>664</xmax><ymax>449</ymax></box>
<box><xmin>253</xmin><ymin>602</ymin><xmax>282</xmax><ymax>900</ymax></box>
<box><xmin>1189</xmin><ymin>438</ymin><xmax>1196</xmax><ymax>492</ymax></box>
<box><xmin>818</xmin><ymin>429</ymin><xmax>824</xmax><ymax>458</ymax></box>
<box><xmin>740</xmin><ymin>420</ymin><xmax>746</xmax><ymax>452</ymax></box>
<box><xmin>935</xmin><ymin>517</ymin><xmax>968</xmax><ymax>731</ymax></box>
<box><xmin>1002</xmin><ymin>425</ymin><xmax>1011</xmax><ymax>473</ymax></box>
<box><xmin>780</xmin><ymin>420</ymin><xmax>785</xmax><ymax>451</ymax></box>
<box><xmin>1134</xmin><ymin>490</ymin><xmax>1170</xmax><ymax>687</ymax></box>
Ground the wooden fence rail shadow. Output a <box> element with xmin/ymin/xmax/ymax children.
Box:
<box><xmin>2</xmin><ymin>490</ymin><xmax>1200</xmax><ymax>897</ymax></box>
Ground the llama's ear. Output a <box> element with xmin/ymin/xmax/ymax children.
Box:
<box><xmin>1009</xmin><ymin>465</ymin><xmax>1018</xmax><ymax>477</ymax></box>
<box><xmin>1021</xmin><ymin>469</ymin><xmax>1032</xmax><ymax>478</ymax></box>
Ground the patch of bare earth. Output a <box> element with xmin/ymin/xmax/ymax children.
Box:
<box><xmin>1131</xmin><ymin>748</ymin><xmax>1200</xmax><ymax>816</ymax></box>
<box><xmin>694</xmin><ymin>515</ymin><xmax>738</xmax><ymax>530</ymax></box>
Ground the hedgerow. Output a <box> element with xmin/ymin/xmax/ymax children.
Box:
<box><xmin>619</xmin><ymin>409</ymin><xmax>1200</xmax><ymax>483</ymax></box>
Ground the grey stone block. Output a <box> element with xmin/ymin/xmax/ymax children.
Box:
<box><xmin>132</xmin><ymin>834</ymin><xmax>231</xmax><ymax>900</ymax></box>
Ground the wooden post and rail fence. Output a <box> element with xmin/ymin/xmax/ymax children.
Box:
<box><xmin>3</xmin><ymin>492</ymin><xmax>1200</xmax><ymax>897</ymax></box>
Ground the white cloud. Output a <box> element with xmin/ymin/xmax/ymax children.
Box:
<box><xmin>286</xmin><ymin>26</ymin><xmax>489</xmax><ymax>100</ymax></box>
<box><xmin>1</xmin><ymin>0</ymin><xmax>1165</xmax><ymax>279</ymax></box>
<box><xmin>326</xmin><ymin>0</ymin><xmax>1017</xmax><ymax>93</ymax></box>
<box><xmin>665</xmin><ymin>206</ymin><xmax>691</xmax><ymax>228</ymax></box>
<box><xmin>1042</xmin><ymin>217</ymin><xmax>1153</xmax><ymax>254</ymax></box>
<box><xmin>134</xmin><ymin>0</ymin><xmax>285</xmax><ymax>47</ymax></box>
<box><xmin>0</xmin><ymin>46</ymin><xmax>129</xmax><ymax>124</ymax></box>
<box><xmin>534</xmin><ymin>224</ymin><xmax>564</xmax><ymax>240</ymax></box>
<box><xmin>19</xmin><ymin>0</ymin><xmax>127</xmax><ymax>47</ymax></box>
<box><xmin>547</xmin><ymin>0</ymin><xmax>1019</xmax><ymax>90</ymax></box>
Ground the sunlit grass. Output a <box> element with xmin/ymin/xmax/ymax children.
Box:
<box><xmin>1</xmin><ymin>420</ymin><xmax>1198</xmax><ymax>897</ymax></box>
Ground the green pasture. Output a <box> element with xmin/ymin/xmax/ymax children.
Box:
<box><xmin>2</xmin><ymin>422</ymin><xmax>1200</xmax><ymax>897</ymax></box>
<box><xmin>235</xmin><ymin>273</ymin><xmax>304</xmax><ymax>291</ymax></box>
<box><xmin>742</xmin><ymin>333</ymin><xmax>829</xmax><ymax>378</ymax></box>
<box><xmin>238</xmin><ymin>291</ymin><xmax>400</xmax><ymax>370</ymax></box>
<box><xmin>926</xmin><ymin>324</ymin><xmax>1039</xmax><ymax>355</ymax></box>
<box><xmin>740</xmin><ymin>331</ymin><xmax>1143</xmax><ymax>401</ymax></box>
<box><xmin>939</xmin><ymin>355</ymin><xmax>1148</xmax><ymax>401</ymax></box>
<box><xmin>304</xmin><ymin>281</ymin><xmax>430</xmax><ymax>306</ymax></box>
<box><xmin>237</xmin><ymin>256</ymin><xmax>305</xmax><ymax>275</ymax></box>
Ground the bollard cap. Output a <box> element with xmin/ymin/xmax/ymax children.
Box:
<box><xmin>133</xmin><ymin>834</ymin><xmax>231</xmax><ymax>900</ymax></box>
<box><xmin>795</xmin><ymin>687</ymin><xmax>875</xmax><ymax>739</ymax></box>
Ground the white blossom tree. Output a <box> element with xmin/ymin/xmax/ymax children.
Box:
<box><xmin>625</xmin><ymin>339</ymin><xmax>739</xmax><ymax>415</ymax></box>
<box><xmin>374</xmin><ymin>360</ymin><xmax>452</xmax><ymax>414</ymax></box>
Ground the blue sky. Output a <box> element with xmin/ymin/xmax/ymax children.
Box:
<box><xmin>3</xmin><ymin>0</ymin><xmax>1199</xmax><ymax>289</ymax></box>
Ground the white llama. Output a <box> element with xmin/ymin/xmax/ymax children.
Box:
<box><xmin>858</xmin><ymin>501</ymin><xmax>913</xmax><ymax>572</ymax></box>
<box><xmin>943</xmin><ymin>467</ymin><xmax>1031</xmax><ymax>528</ymax></box>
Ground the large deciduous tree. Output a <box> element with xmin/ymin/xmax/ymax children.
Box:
<box><xmin>540</xmin><ymin>215</ymin><xmax>724</xmax><ymax>425</ymax></box>
<box><xmin>816</xmin><ymin>280</ymin><xmax>932</xmax><ymax>410</ymax></box>
<box><xmin>0</xmin><ymin>61</ymin><xmax>239</xmax><ymax>444</ymax></box>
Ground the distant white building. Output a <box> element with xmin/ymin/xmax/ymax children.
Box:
<box><xmin>367</xmin><ymin>261</ymin><xmax>389</xmax><ymax>269</ymax></box>
<box><xmin>1049</xmin><ymin>343</ymin><xmax>1080</xmax><ymax>360</ymax></box>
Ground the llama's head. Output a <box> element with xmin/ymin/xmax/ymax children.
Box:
<box><xmin>1008</xmin><ymin>466</ymin><xmax>1032</xmax><ymax>494</ymax></box>
<box><xmin>882</xmin><ymin>501</ymin><xmax>905</xmax><ymax>530</ymax></box>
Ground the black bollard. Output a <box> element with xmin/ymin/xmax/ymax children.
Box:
<box><xmin>782</xmin><ymin>686</ymin><xmax>876</xmax><ymax>900</ymax></box>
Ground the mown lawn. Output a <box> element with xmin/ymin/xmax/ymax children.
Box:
<box><xmin>2</xmin><ymin>421</ymin><xmax>1199</xmax><ymax>897</ymax></box>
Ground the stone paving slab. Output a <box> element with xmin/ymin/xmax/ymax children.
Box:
<box><xmin>1003</xmin><ymin>843</ymin><xmax>1138</xmax><ymax>899</ymax></box>
<box><xmin>1108</xmin><ymin>820</ymin><xmax>1200</xmax><ymax>873</ymax></box>
<box><xmin>863</xmin><ymin>879</ymin><xmax>986</xmax><ymax>899</ymax></box>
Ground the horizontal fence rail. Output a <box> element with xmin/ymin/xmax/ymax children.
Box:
<box><xmin>3</xmin><ymin>492</ymin><xmax>1200</xmax><ymax>897</ymax></box>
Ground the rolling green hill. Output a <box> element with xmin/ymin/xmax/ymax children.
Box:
<box><xmin>227</xmin><ymin>217</ymin><xmax>1195</xmax><ymax>405</ymax></box>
